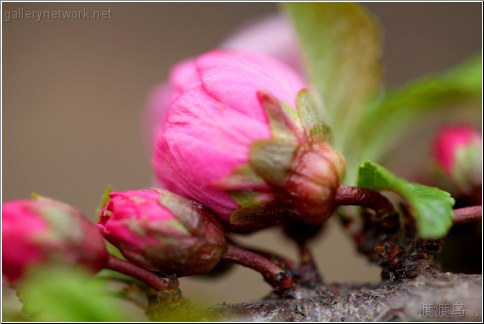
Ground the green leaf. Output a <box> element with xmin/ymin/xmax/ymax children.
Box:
<box><xmin>358</xmin><ymin>161</ymin><xmax>454</xmax><ymax>239</ymax></box>
<box><xmin>284</xmin><ymin>3</ymin><xmax>382</xmax><ymax>151</ymax></box>
<box><xmin>346</xmin><ymin>55</ymin><xmax>482</xmax><ymax>184</ymax></box>
<box><xmin>18</xmin><ymin>266</ymin><xmax>137</xmax><ymax>321</ymax></box>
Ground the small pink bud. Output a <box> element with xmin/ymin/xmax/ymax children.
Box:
<box><xmin>2</xmin><ymin>198</ymin><xmax>107</xmax><ymax>285</ymax></box>
<box><xmin>97</xmin><ymin>189</ymin><xmax>227</xmax><ymax>276</ymax></box>
<box><xmin>434</xmin><ymin>125</ymin><xmax>482</xmax><ymax>190</ymax></box>
<box><xmin>153</xmin><ymin>50</ymin><xmax>346</xmax><ymax>230</ymax></box>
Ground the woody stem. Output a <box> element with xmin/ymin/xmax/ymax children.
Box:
<box><xmin>335</xmin><ymin>186</ymin><xmax>395</xmax><ymax>218</ymax></box>
<box><xmin>223</xmin><ymin>243</ymin><xmax>295</xmax><ymax>297</ymax></box>
<box><xmin>228</xmin><ymin>240</ymin><xmax>297</xmax><ymax>271</ymax></box>
<box><xmin>105</xmin><ymin>255</ymin><xmax>168</xmax><ymax>292</ymax></box>
<box><xmin>295</xmin><ymin>241</ymin><xmax>323</xmax><ymax>287</ymax></box>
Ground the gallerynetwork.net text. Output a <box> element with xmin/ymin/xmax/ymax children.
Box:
<box><xmin>4</xmin><ymin>8</ymin><xmax>112</xmax><ymax>22</ymax></box>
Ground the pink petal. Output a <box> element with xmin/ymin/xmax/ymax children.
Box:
<box><xmin>194</xmin><ymin>50</ymin><xmax>305</xmax><ymax>123</ymax></box>
<box><xmin>154</xmin><ymin>85</ymin><xmax>272</xmax><ymax>220</ymax></box>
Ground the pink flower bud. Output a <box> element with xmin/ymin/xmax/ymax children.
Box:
<box><xmin>153</xmin><ymin>50</ymin><xmax>346</xmax><ymax>230</ymax></box>
<box><xmin>143</xmin><ymin>83</ymin><xmax>175</xmax><ymax>155</ymax></box>
<box><xmin>434</xmin><ymin>125</ymin><xmax>482</xmax><ymax>190</ymax></box>
<box><xmin>434</xmin><ymin>125</ymin><xmax>481</xmax><ymax>172</ymax></box>
<box><xmin>2</xmin><ymin>198</ymin><xmax>107</xmax><ymax>285</ymax></box>
<box><xmin>97</xmin><ymin>189</ymin><xmax>227</xmax><ymax>276</ymax></box>
<box><xmin>142</xmin><ymin>14</ymin><xmax>302</xmax><ymax>155</ymax></box>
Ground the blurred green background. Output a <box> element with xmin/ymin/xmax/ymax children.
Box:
<box><xmin>3</xmin><ymin>2</ymin><xmax>481</xmax><ymax>308</ymax></box>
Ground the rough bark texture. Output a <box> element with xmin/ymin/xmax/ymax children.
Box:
<box><xmin>209</xmin><ymin>272</ymin><xmax>482</xmax><ymax>322</ymax></box>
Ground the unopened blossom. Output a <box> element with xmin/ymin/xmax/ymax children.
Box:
<box><xmin>153</xmin><ymin>50</ymin><xmax>345</xmax><ymax>230</ymax></box>
<box><xmin>2</xmin><ymin>197</ymin><xmax>107</xmax><ymax>284</ymax></box>
<box><xmin>434</xmin><ymin>125</ymin><xmax>482</xmax><ymax>192</ymax></box>
<box><xmin>97</xmin><ymin>189</ymin><xmax>226</xmax><ymax>276</ymax></box>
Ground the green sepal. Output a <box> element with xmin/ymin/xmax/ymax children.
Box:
<box><xmin>156</xmin><ymin>219</ymin><xmax>190</xmax><ymax>236</ymax></box>
<box><xmin>229</xmin><ymin>203</ymin><xmax>282</xmax><ymax>226</ymax></box>
<box><xmin>40</xmin><ymin>207</ymin><xmax>83</xmax><ymax>243</ymax></box>
<box><xmin>96</xmin><ymin>185</ymin><xmax>113</xmax><ymax>220</ymax></box>
<box><xmin>214</xmin><ymin>164</ymin><xmax>266</xmax><ymax>192</ymax></box>
<box><xmin>229</xmin><ymin>190</ymin><xmax>267</xmax><ymax>208</ymax></box>
<box><xmin>105</xmin><ymin>241</ymin><xmax>125</xmax><ymax>260</ymax></box>
<box><xmin>250</xmin><ymin>138</ymin><xmax>298</xmax><ymax>187</ymax></box>
<box><xmin>280</xmin><ymin>101</ymin><xmax>304</xmax><ymax>135</ymax></box>
<box><xmin>26</xmin><ymin>196</ymin><xmax>84</xmax><ymax>244</ymax></box>
<box><xmin>157</xmin><ymin>190</ymin><xmax>201</xmax><ymax>234</ymax></box>
<box><xmin>451</xmin><ymin>143</ymin><xmax>482</xmax><ymax>189</ymax></box>
<box><xmin>296</xmin><ymin>89</ymin><xmax>331</xmax><ymax>142</ymax></box>
<box><xmin>257</xmin><ymin>90</ymin><xmax>300</xmax><ymax>140</ymax></box>
<box><xmin>358</xmin><ymin>161</ymin><xmax>455</xmax><ymax>239</ymax></box>
<box><xmin>31</xmin><ymin>192</ymin><xmax>42</xmax><ymax>200</ymax></box>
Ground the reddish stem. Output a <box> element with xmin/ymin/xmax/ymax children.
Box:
<box><xmin>295</xmin><ymin>242</ymin><xmax>323</xmax><ymax>287</ymax></box>
<box><xmin>105</xmin><ymin>255</ymin><xmax>167</xmax><ymax>292</ymax></box>
<box><xmin>452</xmin><ymin>205</ymin><xmax>482</xmax><ymax>224</ymax></box>
<box><xmin>223</xmin><ymin>243</ymin><xmax>295</xmax><ymax>296</ymax></box>
<box><xmin>335</xmin><ymin>186</ymin><xmax>395</xmax><ymax>218</ymax></box>
<box><xmin>228</xmin><ymin>240</ymin><xmax>297</xmax><ymax>270</ymax></box>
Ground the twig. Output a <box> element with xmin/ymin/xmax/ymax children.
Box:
<box><xmin>223</xmin><ymin>243</ymin><xmax>295</xmax><ymax>296</ymax></box>
<box><xmin>105</xmin><ymin>255</ymin><xmax>167</xmax><ymax>292</ymax></box>
<box><xmin>227</xmin><ymin>240</ymin><xmax>297</xmax><ymax>270</ymax></box>
<box><xmin>335</xmin><ymin>186</ymin><xmax>395</xmax><ymax>218</ymax></box>
<box><xmin>453</xmin><ymin>205</ymin><xmax>482</xmax><ymax>224</ymax></box>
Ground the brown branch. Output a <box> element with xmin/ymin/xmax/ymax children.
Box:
<box><xmin>453</xmin><ymin>205</ymin><xmax>482</xmax><ymax>225</ymax></box>
<box><xmin>209</xmin><ymin>273</ymin><xmax>482</xmax><ymax>321</ymax></box>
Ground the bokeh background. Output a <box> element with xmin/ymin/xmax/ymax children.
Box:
<box><xmin>3</xmin><ymin>2</ymin><xmax>482</xmax><ymax>306</ymax></box>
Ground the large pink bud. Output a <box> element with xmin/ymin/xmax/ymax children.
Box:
<box><xmin>142</xmin><ymin>14</ymin><xmax>301</xmax><ymax>154</ymax></box>
<box><xmin>2</xmin><ymin>197</ymin><xmax>107</xmax><ymax>285</ymax></box>
<box><xmin>97</xmin><ymin>189</ymin><xmax>226</xmax><ymax>276</ymax></box>
<box><xmin>153</xmin><ymin>50</ymin><xmax>345</xmax><ymax>230</ymax></box>
<box><xmin>433</xmin><ymin>125</ymin><xmax>482</xmax><ymax>192</ymax></box>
